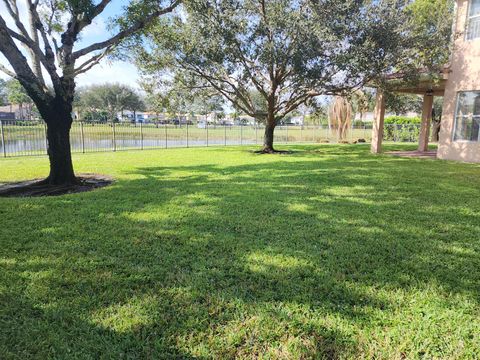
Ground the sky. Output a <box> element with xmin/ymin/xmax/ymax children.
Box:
<box><xmin>0</xmin><ymin>0</ymin><xmax>141</xmax><ymax>88</ymax></box>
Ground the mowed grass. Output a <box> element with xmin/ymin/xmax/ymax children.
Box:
<box><xmin>0</xmin><ymin>144</ymin><xmax>479</xmax><ymax>359</ymax></box>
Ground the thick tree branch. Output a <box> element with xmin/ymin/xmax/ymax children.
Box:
<box><xmin>72</xmin><ymin>0</ymin><xmax>113</xmax><ymax>36</ymax></box>
<box><xmin>73</xmin><ymin>47</ymin><xmax>112</xmax><ymax>76</ymax></box>
<box><xmin>184</xmin><ymin>61</ymin><xmax>257</xmax><ymax>114</ymax></box>
<box><xmin>72</xmin><ymin>1</ymin><xmax>180</xmax><ymax>60</ymax></box>
<box><xmin>62</xmin><ymin>0</ymin><xmax>112</xmax><ymax>43</ymax></box>
<box><xmin>0</xmin><ymin>63</ymin><xmax>16</xmax><ymax>77</ymax></box>
<box><xmin>1</xmin><ymin>4</ymin><xmax>61</xmax><ymax>89</ymax></box>
<box><xmin>2</xmin><ymin>0</ymin><xmax>31</xmax><ymax>40</ymax></box>
<box><xmin>278</xmin><ymin>92</ymin><xmax>315</xmax><ymax>118</ymax></box>
<box><xmin>5</xmin><ymin>26</ymin><xmax>29</xmax><ymax>43</ymax></box>
<box><xmin>186</xmin><ymin>65</ymin><xmax>255</xmax><ymax>116</ymax></box>
<box><xmin>2</xmin><ymin>0</ymin><xmax>43</xmax><ymax>73</ymax></box>
<box><xmin>86</xmin><ymin>0</ymin><xmax>112</xmax><ymax>25</ymax></box>
<box><xmin>26</xmin><ymin>0</ymin><xmax>45</xmax><ymax>85</ymax></box>
<box><xmin>0</xmin><ymin>15</ymin><xmax>51</xmax><ymax>106</ymax></box>
<box><xmin>4</xmin><ymin>22</ymin><xmax>48</xmax><ymax>75</ymax></box>
<box><xmin>233</xmin><ymin>42</ymin><xmax>269</xmax><ymax>98</ymax></box>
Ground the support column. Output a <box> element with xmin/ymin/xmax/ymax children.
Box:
<box><xmin>371</xmin><ymin>89</ymin><xmax>386</xmax><ymax>154</ymax></box>
<box><xmin>418</xmin><ymin>92</ymin><xmax>434</xmax><ymax>152</ymax></box>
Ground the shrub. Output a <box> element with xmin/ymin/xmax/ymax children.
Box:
<box><xmin>382</xmin><ymin>116</ymin><xmax>421</xmax><ymax>142</ymax></box>
<box><xmin>384</xmin><ymin>116</ymin><xmax>421</xmax><ymax>125</ymax></box>
<box><xmin>352</xmin><ymin>120</ymin><xmax>366</xmax><ymax>127</ymax></box>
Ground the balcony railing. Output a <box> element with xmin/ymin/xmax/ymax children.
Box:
<box><xmin>467</xmin><ymin>15</ymin><xmax>480</xmax><ymax>40</ymax></box>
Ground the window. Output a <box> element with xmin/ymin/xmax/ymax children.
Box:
<box><xmin>467</xmin><ymin>0</ymin><xmax>480</xmax><ymax>40</ymax></box>
<box><xmin>454</xmin><ymin>91</ymin><xmax>480</xmax><ymax>141</ymax></box>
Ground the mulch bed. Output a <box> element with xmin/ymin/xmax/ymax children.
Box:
<box><xmin>386</xmin><ymin>150</ymin><xmax>437</xmax><ymax>159</ymax></box>
<box><xmin>0</xmin><ymin>174</ymin><xmax>114</xmax><ymax>198</ymax></box>
<box><xmin>253</xmin><ymin>149</ymin><xmax>293</xmax><ymax>154</ymax></box>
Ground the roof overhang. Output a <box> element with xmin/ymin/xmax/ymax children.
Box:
<box><xmin>370</xmin><ymin>67</ymin><xmax>450</xmax><ymax>96</ymax></box>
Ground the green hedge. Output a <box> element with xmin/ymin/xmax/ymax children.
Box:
<box><xmin>352</xmin><ymin>120</ymin><xmax>366</xmax><ymax>127</ymax></box>
<box><xmin>384</xmin><ymin>116</ymin><xmax>421</xmax><ymax>125</ymax></box>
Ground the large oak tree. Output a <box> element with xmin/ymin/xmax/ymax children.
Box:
<box><xmin>135</xmin><ymin>0</ymin><xmax>412</xmax><ymax>152</ymax></box>
<box><xmin>0</xmin><ymin>0</ymin><xmax>179</xmax><ymax>184</ymax></box>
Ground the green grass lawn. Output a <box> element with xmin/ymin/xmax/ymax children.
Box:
<box><xmin>1</xmin><ymin>144</ymin><xmax>479</xmax><ymax>359</ymax></box>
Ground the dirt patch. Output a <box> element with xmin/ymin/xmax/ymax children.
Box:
<box><xmin>386</xmin><ymin>150</ymin><xmax>437</xmax><ymax>159</ymax></box>
<box><xmin>0</xmin><ymin>174</ymin><xmax>114</xmax><ymax>198</ymax></box>
<box><xmin>253</xmin><ymin>149</ymin><xmax>293</xmax><ymax>154</ymax></box>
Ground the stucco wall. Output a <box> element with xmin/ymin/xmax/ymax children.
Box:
<box><xmin>438</xmin><ymin>0</ymin><xmax>480</xmax><ymax>162</ymax></box>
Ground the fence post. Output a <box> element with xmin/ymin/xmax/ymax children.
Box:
<box><xmin>224</xmin><ymin>124</ymin><xmax>227</xmax><ymax>146</ymax></box>
<box><xmin>44</xmin><ymin>123</ymin><xmax>48</xmax><ymax>153</ymax></box>
<box><xmin>206</xmin><ymin>121</ymin><xmax>209</xmax><ymax>147</ymax></box>
<box><xmin>140</xmin><ymin>121</ymin><xmax>144</xmax><ymax>150</ymax></box>
<box><xmin>300</xmin><ymin>126</ymin><xmax>303</xmax><ymax>143</ymax></box>
<box><xmin>0</xmin><ymin>120</ymin><xmax>5</xmax><ymax>157</ymax></box>
<box><xmin>240</xmin><ymin>124</ymin><xmax>243</xmax><ymax>145</ymax></box>
<box><xmin>286</xmin><ymin>125</ymin><xmax>288</xmax><ymax>144</ymax></box>
<box><xmin>255</xmin><ymin>125</ymin><xmax>258</xmax><ymax>145</ymax></box>
<box><xmin>165</xmin><ymin>123</ymin><xmax>168</xmax><ymax>148</ymax></box>
<box><xmin>80</xmin><ymin>121</ymin><xmax>85</xmax><ymax>153</ymax></box>
<box><xmin>186</xmin><ymin>121</ymin><xmax>189</xmax><ymax>148</ymax></box>
<box><xmin>112</xmin><ymin>121</ymin><xmax>116</xmax><ymax>151</ymax></box>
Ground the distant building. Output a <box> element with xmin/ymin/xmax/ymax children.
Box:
<box><xmin>290</xmin><ymin>116</ymin><xmax>304</xmax><ymax>126</ymax></box>
<box><xmin>237</xmin><ymin>115</ymin><xmax>255</xmax><ymax>125</ymax></box>
<box><xmin>0</xmin><ymin>104</ymin><xmax>36</xmax><ymax>120</ymax></box>
<box><xmin>119</xmin><ymin>111</ymin><xmax>144</xmax><ymax>123</ymax></box>
<box><xmin>0</xmin><ymin>111</ymin><xmax>15</xmax><ymax>120</ymax></box>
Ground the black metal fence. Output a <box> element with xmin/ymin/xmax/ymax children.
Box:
<box><xmin>0</xmin><ymin>120</ymin><xmax>423</xmax><ymax>158</ymax></box>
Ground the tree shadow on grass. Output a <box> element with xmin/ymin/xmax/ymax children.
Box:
<box><xmin>1</xmin><ymin>148</ymin><xmax>479</xmax><ymax>358</ymax></box>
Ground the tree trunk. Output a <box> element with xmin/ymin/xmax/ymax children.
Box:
<box><xmin>44</xmin><ymin>117</ymin><xmax>76</xmax><ymax>185</ymax></box>
<box><xmin>263</xmin><ymin>121</ymin><xmax>275</xmax><ymax>153</ymax></box>
<box><xmin>431</xmin><ymin>120</ymin><xmax>441</xmax><ymax>142</ymax></box>
<box><xmin>27</xmin><ymin>6</ymin><xmax>44</xmax><ymax>85</ymax></box>
<box><xmin>260</xmin><ymin>101</ymin><xmax>278</xmax><ymax>153</ymax></box>
<box><xmin>431</xmin><ymin>108</ymin><xmax>442</xmax><ymax>142</ymax></box>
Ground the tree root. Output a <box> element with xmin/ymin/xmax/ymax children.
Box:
<box><xmin>35</xmin><ymin>176</ymin><xmax>81</xmax><ymax>186</ymax></box>
<box><xmin>0</xmin><ymin>174</ymin><xmax>113</xmax><ymax>198</ymax></box>
<box><xmin>254</xmin><ymin>148</ymin><xmax>292</xmax><ymax>154</ymax></box>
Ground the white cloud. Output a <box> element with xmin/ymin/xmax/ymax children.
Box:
<box><xmin>76</xmin><ymin>60</ymin><xmax>141</xmax><ymax>88</ymax></box>
<box><xmin>2</xmin><ymin>49</ymin><xmax>141</xmax><ymax>88</ymax></box>
<box><xmin>85</xmin><ymin>18</ymin><xmax>107</xmax><ymax>37</ymax></box>
<box><xmin>0</xmin><ymin>6</ymin><xmax>141</xmax><ymax>88</ymax></box>
<box><xmin>79</xmin><ymin>17</ymin><xmax>108</xmax><ymax>39</ymax></box>
<box><xmin>0</xmin><ymin>1</ymin><xmax>28</xmax><ymax>29</ymax></box>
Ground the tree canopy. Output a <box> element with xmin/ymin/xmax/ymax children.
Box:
<box><xmin>142</xmin><ymin>76</ymin><xmax>225</xmax><ymax>120</ymax></box>
<box><xmin>0</xmin><ymin>79</ymin><xmax>7</xmax><ymax>106</ymax></box>
<box><xmin>2</xmin><ymin>79</ymin><xmax>36</xmax><ymax>119</ymax></box>
<box><xmin>76</xmin><ymin>83</ymin><xmax>145</xmax><ymax>121</ymax></box>
<box><xmin>135</xmin><ymin>0</ymin><xmax>412</xmax><ymax>152</ymax></box>
<box><xmin>385</xmin><ymin>93</ymin><xmax>422</xmax><ymax>116</ymax></box>
<box><xmin>5</xmin><ymin>79</ymin><xmax>33</xmax><ymax>108</ymax></box>
<box><xmin>407</xmin><ymin>0</ymin><xmax>455</xmax><ymax>70</ymax></box>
